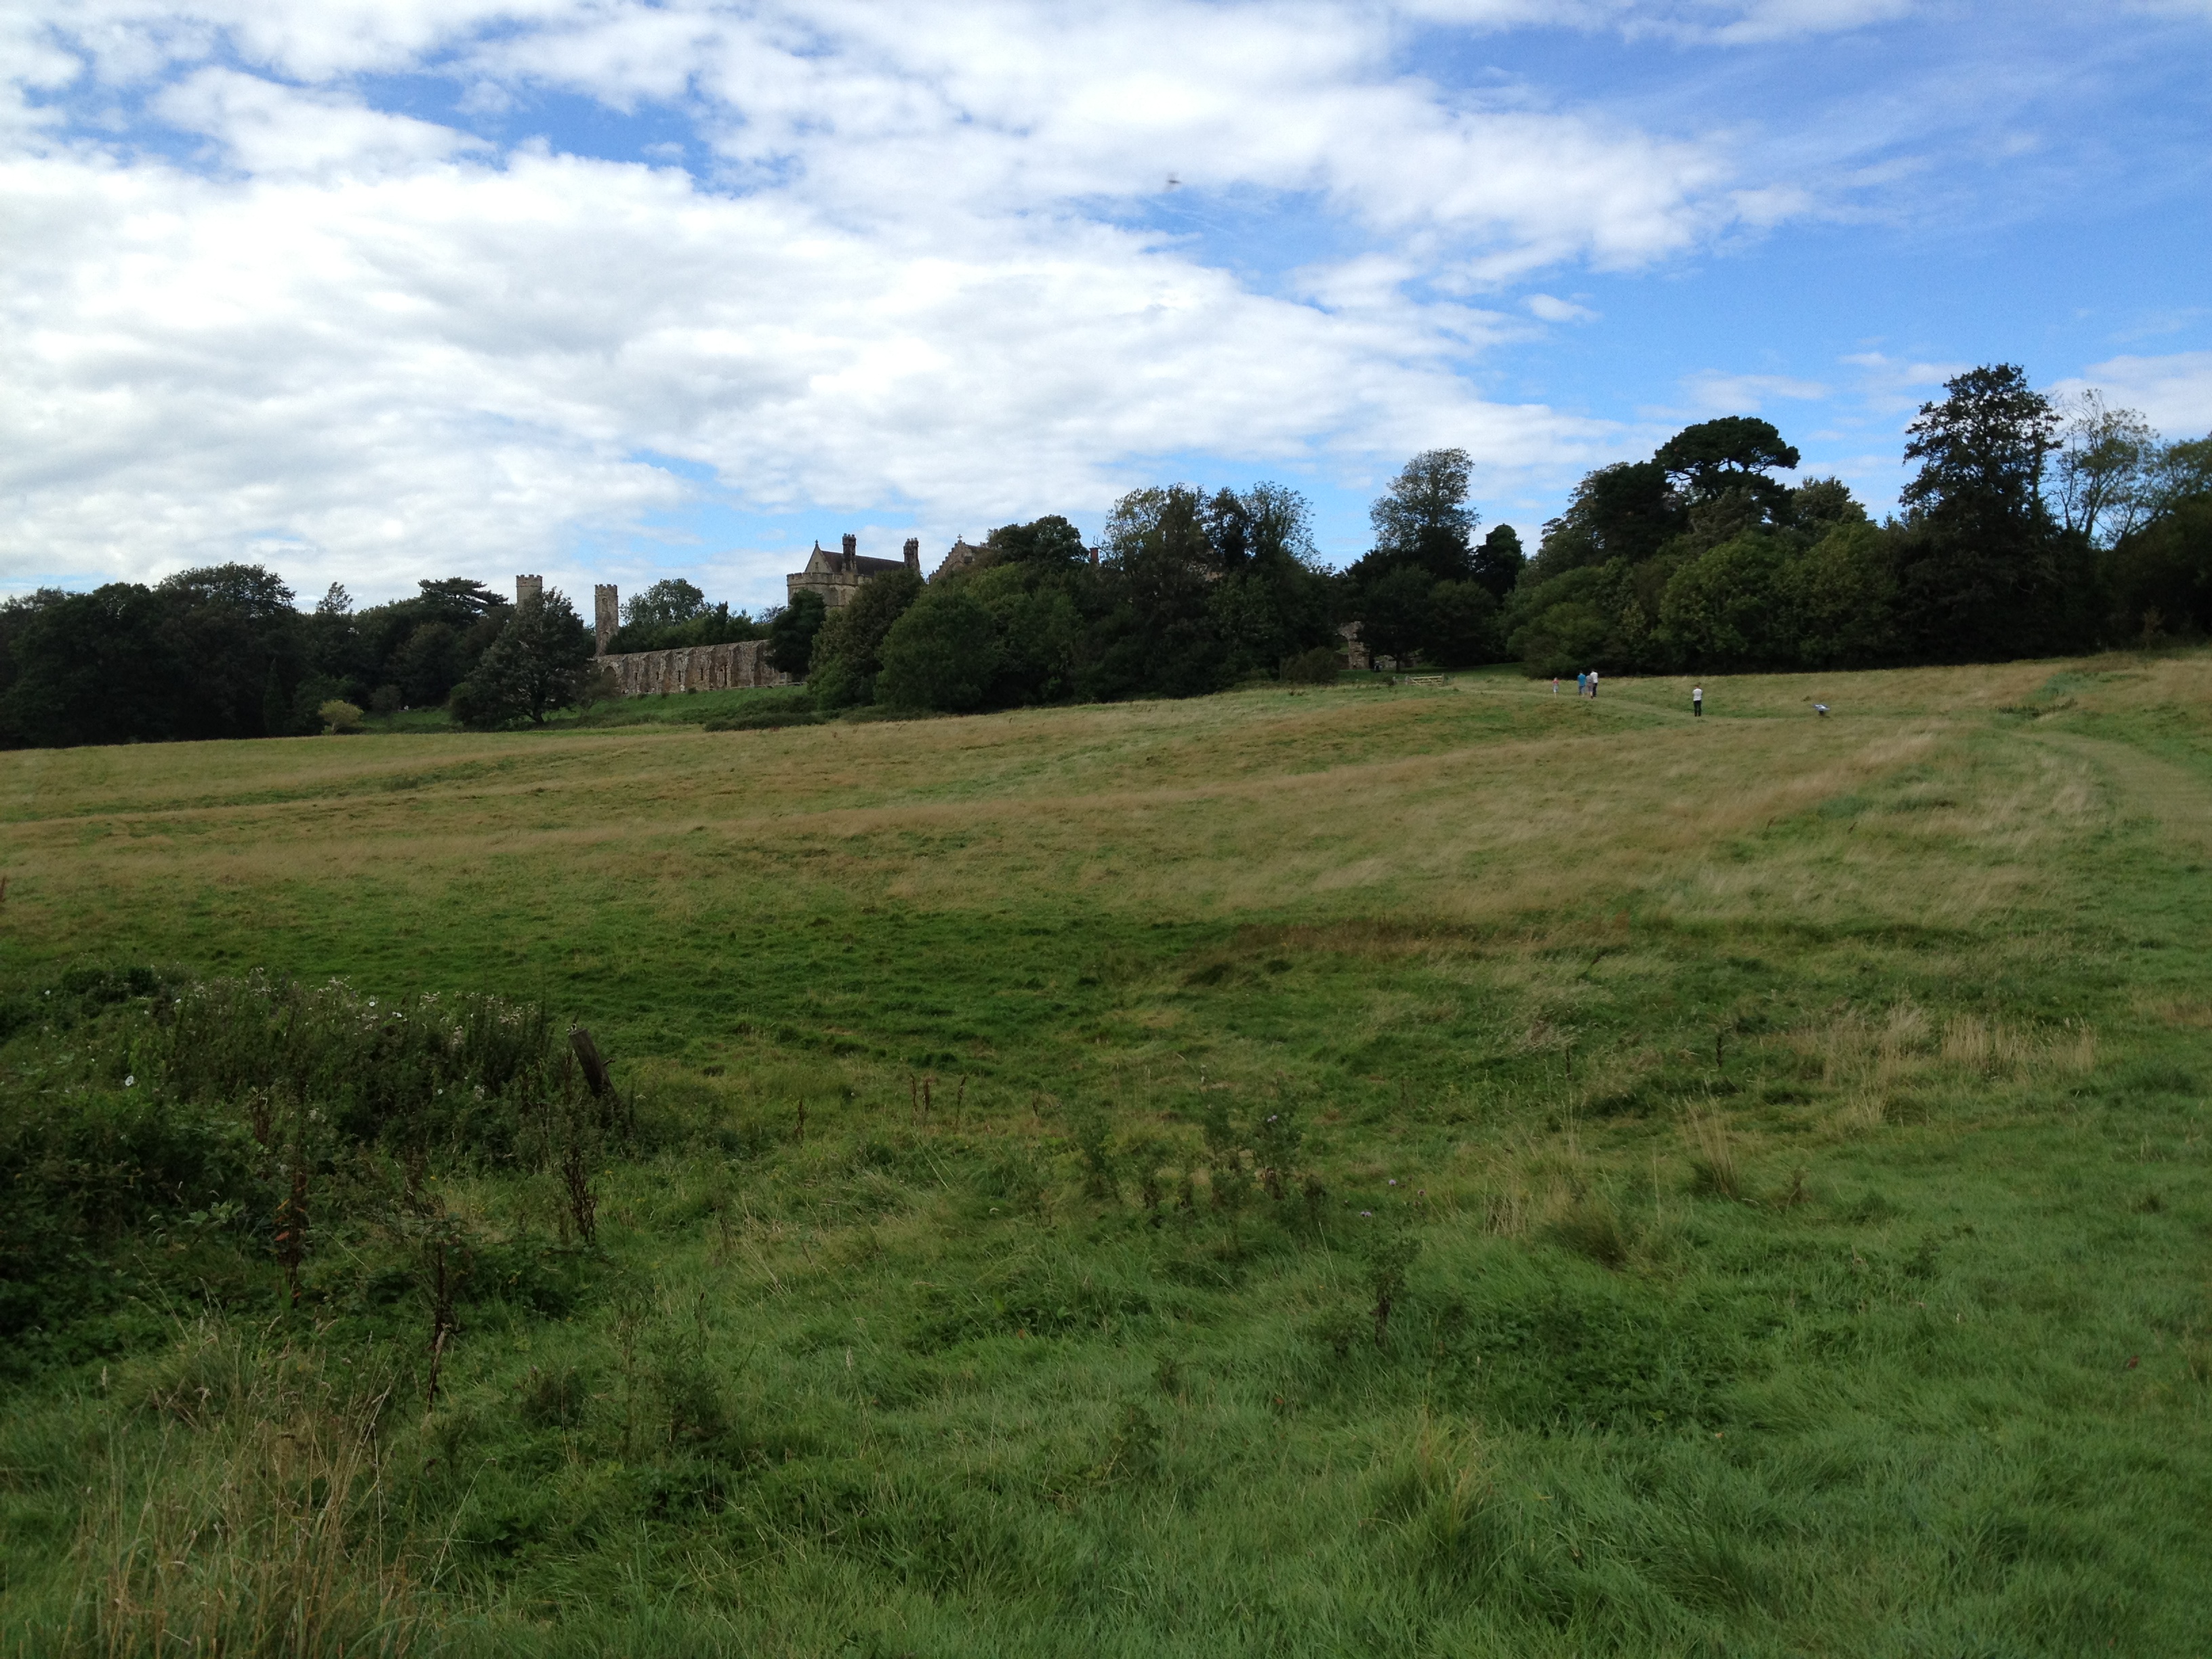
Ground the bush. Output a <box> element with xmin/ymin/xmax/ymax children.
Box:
<box><xmin>1280</xmin><ymin>647</ymin><xmax>1340</xmax><ymax>685</ymax></box>
<box><xmin>703</xmin><ymin>707</ymin><xmax>825</xmax><ymax>732</ymax></box>
<box><xmin>318</xmin><ymin>699</ymin><xmax>364</xmax><ymax>735</ymax></box>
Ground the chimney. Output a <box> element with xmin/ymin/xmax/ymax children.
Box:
<box><xmin>593</xmin><ymin>584</ymin><xmax>619</xmax><ymax>656</ymax></box>
<box><xmin>903</xmin><ymin>537</ymin><xmax>920</xmax><ymax>575</ymax></box>
<box><xmin>842</xmin><ymin>533</ymin><xmax>857</xmax><ymax>573</ymax></box>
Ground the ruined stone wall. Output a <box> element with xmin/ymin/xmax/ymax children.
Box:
<box><xmin>600</xmin><ymin>638</ymin><xmax>794</xmax><ymax>696</ymax></box>
<box><xmin>593</xmin><ymin>584</ymin><xmax>618</xmax><ymax>655</ymax></box>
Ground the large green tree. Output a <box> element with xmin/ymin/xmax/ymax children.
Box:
<box><xmin>155</xmin><ymin>564</ymin><xmax>306</xmax><ymax>739</ymax></box>
<box><xmin>1361</xmin><ymin>449</ymin><xmax>1479</xmax><ymax>583</ymax></box>
<box><xmin>808</xmin><ymin>569</ymin><xmax>924</xmax><ymax>708</ymax></box>
<box><xmin>0</xmin><ymin>586</ymin><xmax>182</xmax><ymax>747</ymax></box>
<box><xmin>622</xmin><ymin>579</ymin><xmax>710</xmax><ymax>632</ymax></box>
<box><xmin>449</xmin><ymin>590</ymin><xmax>594</xmax><ymax>727</ymax></box>
<box><xmin>1469</xmin><ymin>523</ymin><xmax>1525</xmax><ymax>600</ymax></box>
<box><xmin>876</xmin><ymin>590</ymin><xmax>1002</xmax><ymax>712</ymax></box>
<box><xmin>2053</xmin><ymin>391</ymin><xmax>2155</xmax><ymax>548</ymax></box>
<box><xmin>765</xmin><ymin>590</ymin><xmax>827</xmax><ymax>678</ymax></box>
<box><xmin>1896</xmin><ymin>363</ymin><xmax>2074</xmax><ymax>660</ymax></box>
<box><xmin>1530</xmin><ymin>459</ymin><xmax>1681</xmax><ymax>578</ymax></box>
<box><xmin>1654</xmin><ymin>415</ymin><xmax>1801</xmax><ymax>513</ymax></box>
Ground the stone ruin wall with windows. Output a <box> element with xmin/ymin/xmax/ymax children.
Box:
<box><xmin>573</xmin><ymin>532</ymin><xmax>982</xmax><ymax>699</ymax></box>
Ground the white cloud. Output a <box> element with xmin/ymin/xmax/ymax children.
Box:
<box><xmin>9</xmin><ymin>2</ymin><xmax>1779</xmax><ymax>595</ymax></box>
<box><xmin>0</xmin><ymin>140</ymin><xmax>1614</xmax><ymax>597</ymax></box>
<box><xmin>1399</xmin><ymin>0</ymin><xmax>1919</xmax><ymax>39</ymax></box>
<box><xmin>1706</xmin><ymin>0</ymin><xmax>1916</xmax><ymax>45</ymax></box>
<box><xmin>152</xmin><ymin>68</ymin><xmax>487</xmax><ymax>176</ymax></box>
<box><xmin>1681</xmin><ymin>370</ymin><xmax>1830</xmax><ymax>411</ymax></box>
<box><xmin>1526</xmin><ymin>293</ymin><xmax>1598</xmax><ymax>323</ymax></box>
<box><xmin>1840</xmin><ymin>350</ymin><xmax>1971</xmax><ymax>413</ymax></box>
<box><xmin>2053</xmin><ymin>353</ymin><xmax>2212</xmax><ymax>437</ymax></box>
<box><xmin>469</xmin><ymin>3</ymin><xmax>1740</xmax><ymax>275</ymax></box>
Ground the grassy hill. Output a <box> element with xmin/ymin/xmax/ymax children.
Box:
<box><xmin>2</xmin><ymin>657</ymin><xmax>2209</xmax><ymax>1655</ymax></box>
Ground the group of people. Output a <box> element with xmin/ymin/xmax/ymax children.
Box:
<box><xmin>1551</xmin><ymin>671</ymin><xmax>1707</xmax><ymax>717</ymax></box>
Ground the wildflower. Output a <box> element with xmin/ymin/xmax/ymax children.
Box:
<box><xmin>124</xmin><ymin>1075</ymin><xmax>136</xmax><ymax>1088</ymax></box>
<box><xmin>1389</xmin><ymin>1179</ymin><xmax>1397</xmax><ymax>1187</ymax></box>
<box><xmin>1360</xmin><ymin>1210</ymin><xmax>1372</xmax><ymax>1218</ymax></box>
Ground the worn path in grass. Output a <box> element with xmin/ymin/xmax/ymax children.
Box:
<box><xmin>2</xmin><ymin>656</ymin><xmax>2210</xmax><ymax>1656</ymax></box>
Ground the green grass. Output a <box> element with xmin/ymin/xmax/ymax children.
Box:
<box><xmin>1</xmin><ymin>655</ymin><xmax>2209</xmax><ymax>1654</ymax></box>
<box><xmin>365</xmin><ymin>681</ymin><xmax>807</xmax><ymax>736</ymax></box>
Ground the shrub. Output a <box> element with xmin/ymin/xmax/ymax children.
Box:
<box><xmin>703</xmin><ymin>707</ymin><xmax>823</xmax><ymax>732</ymax></box>
<box><xmin>319</xmin><ymin>699</ymin><xmax>365</xmax><ymax>735</ymax></box>
<box><xmin>1279</xmin><ymin>647</ymin><xmax>1340</xmax><ymax>684</ymax></box>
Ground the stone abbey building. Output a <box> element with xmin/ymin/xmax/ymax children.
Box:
<box><xmin>567</xmin><ymin>532</ymin><xmax>980</xmax><ymax>697</ymax></box>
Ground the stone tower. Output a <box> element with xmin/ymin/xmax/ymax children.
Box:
<box><xmin>515</xmin><ymin>574</ymin><xmax>544</xmax><ymax>607</ymax></box>
<box><xmin>903</xmin><ymin>537</ymin><xmax>920</xmax><ymax>573</ymax></box>
<box><xmin>840</xmin><ymin>533</ymin><xmax>858</xmax><ymax>571</ymax></box>
<box><xmin>593</xmin><ymin>584</ymin><xmax>619</xmax><ymax>656</ymax></box>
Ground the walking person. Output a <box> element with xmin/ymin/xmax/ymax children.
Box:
<box><xmin>1552</xmin><ymin>676</ymin><xmax>1559</xmax><ymax>695</ymax></box>
<box><xmin>1576</xmin><ymin>670</ymin><xmax>1587</xmax><ymax>697</ymax></box>
<box><xmin>1588</xmin><ymin>669</ymin><xmax>1599</xmax><ymax>700</ymax></box>
<box><xmin>1692</xmin><ymin>684</ymin><xmax>1703</xmax><ymax>718</ymax></box>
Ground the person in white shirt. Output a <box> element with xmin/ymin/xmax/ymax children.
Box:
<box><xmin>1692</xmin><ymin>685</ymin><xmax>1703</xmax><ymax>718</ymax></box>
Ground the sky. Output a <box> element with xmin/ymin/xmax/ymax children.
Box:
<box><xmin>3</xmin><ymin>0</ymin><xmax>2209</xmax><ymax>613</ymax></box>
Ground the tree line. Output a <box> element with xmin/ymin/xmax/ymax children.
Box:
<box><xmin>1503</xmin><ymin>366</ymin><xmax>2212</xmax><ymax>676</ymax></box>
<box><xmin>3</xmin><ymin>361</ymin><xmax>2207</xmax><ymax>744</ymax></box>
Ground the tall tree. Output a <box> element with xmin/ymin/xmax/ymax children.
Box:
<box><xmin>1469</xmin><ymin>524</ymin><xmax>1525</xmax><ymax>600</ymax></box>
<box><xmin>156</xmin><ymin>564</ymin><xmax>305</xmax><ymax>739</ymax></box>
<box><xmin>622</xmin><ymin>579</ymin><xmax>710</xmax><ymax>631</ymax></box>
<box><xmin>0</xmin><ymin>585</ymin><xmax>182</xmax><ymax>747</ymax></box>
<box><xmin>449</xmin><ymin>590</ymin><xmax>594</xmax><ymax>727</ymax></box>
<box><xmin>1365</xmin><ymin>449</ymin><xmax>1479</xmax><ymax>582</ymax></box>
<box><xmin>1531</xmin><ymin>459</ymin><xmax>1681</xmax><ymax>577</ymax></box>
<box><xmin>1654</xmin><ymin>415</ymin><xmax>1801</xmax><ymax>512</ymax></box>
<box><xmin>766</xmin><ymin>591</ymin><xmax>826</xmax><ymax>678</ymax></box>
<box><xmin>981</xmin><ymin>515</ymin><xmax>1090</xmax><ymax>567</ymax></box>
<box><xmin>808</xmin><ymin>568</ymin><xmax>924</xmax><ymax>707</ymax></box>
<box><xmin>1896</xmin><ymin>364</ymin><xmax>2069</xmax><ymax>659</ymax></box>
<box><xmin>1099</xmin><ymin>485</ymin><xmax>1222</xmax><ymax>696</ymax></box>
<box><xmin>2053</xmin><ymin>390</ymin><xmax>2156</xmax><ymax>547</ymax></box>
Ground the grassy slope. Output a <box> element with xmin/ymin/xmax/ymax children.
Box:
<box><xmin>2</xmin><ymin>659</ymin><xmax>2209</xmax><ymax>1654</ymax></box>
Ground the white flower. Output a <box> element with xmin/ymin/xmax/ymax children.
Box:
<box><xmin>124</xmin><ymin>1075</ymin><xmax>136</xmax><ymax>1088</ymax></box>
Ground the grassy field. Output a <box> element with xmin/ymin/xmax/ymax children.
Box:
<box><xmin>1</xmin><ymin>657</ymin><xmax>2209</xmax><ymax>1655</ymax></box>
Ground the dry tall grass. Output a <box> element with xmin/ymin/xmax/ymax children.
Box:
<box><xmin>64</xmin><ymin>1328</ymin><xmax>422</xmax><ymax>1659</ymax></box>
<box><xmin>1786</xmin><ymin>1000</ymin><xmax>2099</xmax><ymax>1136</ymax></box>
<box><xmin>11</xmin><ymin>657</ymin><xmax>2208</xmax><ymax>990</ymax></box>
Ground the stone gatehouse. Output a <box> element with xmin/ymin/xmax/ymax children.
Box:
<box><xmin>788</xmin><ymin>533</ymin><xmax>920</xmax><ymax>611</ymax></box>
